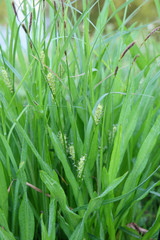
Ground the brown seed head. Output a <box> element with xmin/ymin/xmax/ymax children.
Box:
<box><xmin>61</xmin><ymin>0</ymin><xmax>64</xmax><ymax>17</ymax></box>
<box><xmin>54</xmin><ymin>1</ymin><xmax>57</xmax><ymax>11</ymax></box>
<box><xmin>12</xmin><ymin>1</ymin><xmax>19</xmax><ymax>21</ymax></box>
<box><xmin>114</xmin><ymin>65</ymin><xmax>119</xmax><ymax>76</ymax></box>
<box><xmin>30</xmin><ymin>40</ymin><xmax>33</xmax><ymax>49</ymax></box>
<box><xmin>144</xmin><ymin>26</ymin><xmax>160</xmax><ymax>42</ymax></box>
<box><xmin>29</xmin><ymin>12</ymin><xmax>33</xmax><ymax>33</ymax></box>
<box><xmin>22</xmin><ymin>24</ymin><xmax>28</xmax><ymax>34</ymax></box>
<box><xmin>132</xmin><ymin>54</ymin><xmax>140</xmax><ymax>65</ymax></box>
<box><xmin>64</xmin><ymin>20</ymin><xmax>66</xmax><ymax>29</ymax></box>
<box><xmin>120</xmin><ymin>41</ymin><xmax>136</xmax><ymax>60</ymax></box>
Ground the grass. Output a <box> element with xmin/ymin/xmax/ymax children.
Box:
<box><xmin>0</xmin><ymin>0</ymin><xmax>160</xmax><ymax>239</ymax></box>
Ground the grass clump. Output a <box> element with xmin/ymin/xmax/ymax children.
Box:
<box><xmin>1</xmin><ymin>0</ymin><xmax>160</xmax><ymax>239</ymax></box>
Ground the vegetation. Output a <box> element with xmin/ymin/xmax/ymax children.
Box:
<box><xmin>1</xmin><ymin>0</ymin><xmax>160</xmax><ymax>239</ymax></box>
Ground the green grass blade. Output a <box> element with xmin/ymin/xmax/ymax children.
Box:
<box><xmin>70</xmin><ymin>221</ymin><xmax>84</xmax><ymax>240</ymax></box>
<box><xmin>40</xmin><ymin>170</ymin><xmax>81</xmax><ymax>229</ymax></box>
<box><xmin>48</xmin><ymin>199</ymin><xmax>56</xmax><ymax>239</ymax></box>
<box><xmin>84</xmin><ymin>172</ymin><xmax>128</xmax><ymax>221</ymax></box>
<box><xmin>108</xmin><ymin>125</ymin><xmax>122</xmax><ymax>182</ymax></box>
<box><xmin>14</xmin><ymin>122</ymin><xmax>53</xmax><ymax>176</ymax></box>
<box><xmin>19</xmin><ymin>194</ymin><xmax>35</xmax><ymax>240</ymax></box>
<box><xmin>0</xmin><ymin>133</ymin><xmax>18</xmax><ymax>173</ymax></box>
<box><xmin>0</xmin><ymin>161</ymin><xmax>8</xmax><ymax>220</ymax></box>
<box><xmin>121</xmin><ymin>114</ymin><xmax>160</xmax><ymax>194</ymax></box>
<box><xmin>0</xmin><ymin>228</ymin><xmax>16</xmax><ymax>240</ymax></box>
<box><xmin>0</xmin><ymin>208</ymin><xmax>10</xmax><ymax>232</ymax></box>
<box><xmin>142</xmin><ymin>215</ymin><xmax>160</xmax><ymax>239</ymax></box>
<box><xmin>41</xmin><ymin>215</ymin><xmax>50</xmax><ymax>240</ymax></box>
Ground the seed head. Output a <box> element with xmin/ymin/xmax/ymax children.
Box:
<box><xmin>29</xmin><ymin>12</ymin><xmax>33</xmax><ymax>33</ymax></box>
<box><xmin>58</xmin><ymin>131</ymin><xmax>67</xmax><ymax>149</ymax></box>
<box><xmin>132</xmin><ymin>54</ymin><xmax>140</xmax><ymax>65</ymax></box>
<box><xmin>40</xmin><ymin>50</ymin><xmax>45</xmax><ymax>65</ymax></box>
<box><xmin>120</xmin><ymin>41</ymin><xmax>136</xmax><ymax>60</ymax></box>
<box><xmin>108</xmin><ymin>124</ymin><xmax>117</xmax><ymax>143</ymax></box>
<box><xmin>94</xmin><ymin>104</ymin><xmax>103</xmax><ymax>125</ymax></box>
<box><xmin>22</xmin><ymin>24</ymin><xmax>28</xmax><ymax>34</ymax></box>
<box><xmin>112</xmin><ymin>124</ymin><xmax>117</xmax><ymax>137</ymax></box>
<box><xmin>114</xmin><ymin>65</ymin><xmax>119</xmax><ymax>76</ymax></box>
<box><xmin>47</xmin><ymin>72</ymin><xmax>56</xmax><ymax>99</ymax></box>
<box><xmin>69</xmin><ymin>145</ymin><xmax>75</xmax><ymax>161</ymax></box>
<box><xmin>1</xmin><ymin>69</ymin><xmax>13</xmax><ymax>93</ymax></box>
<box><xmin>12</xmin><ymin>1</ymin><xmax>19</xmax><ymax>21</ymax></box>
<box><xmin>144</xmin><ymin>26</ymin><xmax>160</xmax><ymax>43</ymax></box>
<box><xmin>77</xmin><ymin>155</ymin><xmax>86</xmax><ymax>179</ymax></box>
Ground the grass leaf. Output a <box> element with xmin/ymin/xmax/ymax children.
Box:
<box><xmin>19</xmin><ymin>194</ymin><xmax>35</xmax><ymax>240</ymax></box>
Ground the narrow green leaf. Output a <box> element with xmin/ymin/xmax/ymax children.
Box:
<box><xmin>71</xmin><ymin>172</ymin><xmax>128</xmax><ymax>240</ymax></box>
<box><xmin>5</xmin><ymin>0</ymin><xmax>15</xmax><ymax>28</ymax></box>
<box><xmin>95</xmin><ymin>0</ymin><xmax>110</xmax><ymax>36</ymax></box>
<box><xmin>0</xmin><ymin>209</ymin><xmax>9</xmax><ymax>232</ymax></box>
<box><xmin>119</xmin><ymin>226</ymin><xmax>140</xmax><ymax>239</ymax></box>
<box><xmin>11</xmin><ymin>180</ymin><xmax>20</xmax><ymax>234</ymax></box>
<box><xmin>73</xmin><ymin>168</ymin><xmax>160</xmax><ymax>214</ymax></box>
<box><xmin>19</xmin><ymin>194</ymin><xmax>35</xmax><ymax>240</ymax></box>
<box><xmin>0</xmin><ymin>133</ymin><xmax>18</xmax><ymax>173</ymax></box>
<box><xmin>87</xmin><ymin>127</ymin><xmax>99</xmax><ymax>171</ymax></box>
<box><xmin>70</xmin><ymin>221</ymin><xmax>84</xmax><ymax>240</ymax></box>
<box><xmin>15</xmin><ymin>122</ymin><xmax>53</xmax><ymax>176</ymax></box>
<box><xmin>0</xmin><ymin>228</ymin><xmax>16</xmax><ymax>240</ymax></box>
<box><xmin>108</xmin><ymin>125</ymin><xmax>122</xmax><ymax>182</ymax></box>
<box><xmin>59</xmin><ymin>214</ymin><xmax>72</xmax><ymax>239</ymax></box>
<box><xmin>54</xmin><ymin>0</ymin><xmax>98</xmax><ymax>68</ymax></box>
<box><xmin>41</xmin><ymin>215</ymin><xmax>50</xmax><ymax>240</ymax></box>
<box><xmin>48</xmin><ymin>199</ymin><xmax>56</xmax><ymax>239</ymax></box>
<box><xmin>142</xmin><ymin>215</ymin><xmax>160</xmax><ymax>239</ymax></box>
<box><xmin>84</xmin><ymin>171</ymin><xmax>128</xmax><ymax>221</ymax></box>
<box><xmin>122</xmin><ymin>114</ymin><xmax>160</xmax><ymax>194</ymax></box>
<box><xmin>0</xmin><ymin>161</ymin><xmax>8</xmax><ymax>220</ymax></box>
<box><xmin>40</xmin><ymin>170</ymin><xmax>81</xmax><ymax>228</ymax></box>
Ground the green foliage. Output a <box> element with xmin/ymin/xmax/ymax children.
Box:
<box><xmin>1</xmin><ymin>0</ymin><xmax>160</xmax><ymax>239</ymax></box>
<box><xmin>19</xmin><ymin>194</ymin><xmax>35</xmax><ymax>240</ymax></box>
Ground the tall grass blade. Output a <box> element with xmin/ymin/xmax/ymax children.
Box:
<box><xmin>40</xmin><ymin>170</ymin><xmax>81</xmax><ymax>229</ymax></box>
<box><xmin>19</xmin><ymin>194</ymin><xmax>35</xmax><ymax>240</ymax></box>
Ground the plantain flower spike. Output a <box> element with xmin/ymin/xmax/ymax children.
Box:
<box><xmin>47</xmin><ymin>72</ymin><xmax>56</xmax><ymax>99</ymax></box>
<box><xmin>40</xmin><ymin>50</ymin><xmax>45</xmax><ymax>65</ymax></box>
<box><xmin>1</xmin><ymin>69</ymin><xmax>13</xmax><ymax>93</ymax></box>
<box><xmin>58</xmin><ymin>131</ymin><xmax>67</xmax><ymax>149</ymax></box>
<box><xmin>95</xmin><ymin>104</ymin><xmax>103</xmax><ymax>125</ymax></box>
<box><xmin>69</xmin><ymin>145</ymin><xmax>75</xmax><ymax>161</ymax></box>
<box><xmin>77</xmin><ymin>155</ymin><xmax>86</xmax><ymax>179</ymax></box>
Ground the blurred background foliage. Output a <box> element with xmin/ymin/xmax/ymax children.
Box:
<box><xmin>0</xmin><ymin>0</ymin><xmax>158</xmax><ymax>26</ymax></box>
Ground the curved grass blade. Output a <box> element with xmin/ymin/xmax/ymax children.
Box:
<box><xmin>71</xmin><ymin>172</ymin><xmax>128</xmax><ymax>240</ymax></box>
<box><xmin>0</xmin><ymin>228</ymin><xmax>16</xmax><ymax>240</ymax></box>
<box><xmin>0</xmin><ymin>133</ymin><xmax>18</xmax><ymax>173</ymax></box>
<box><xmin>142</xmin><ymin>215</ymin><xmax>160</xmax><ymax>239</ymax></box>
<box><xmin>118</xmin><ymin>114</ymin><xmax>160</xmax><ymax>205</ymax></box>
<box><xmin>73</xmin><ymin>166</ymin><xmax>160</xmax><ymax>212</ymax></box>
<box><xmin>0</xmin><ymin>208</ymin><xmax>10</xmax><ymax>232</ymax></box>
<box><xmin>40</xmin><ymin>170</ymin><xmax>81</xmax><ymax>229</ymax></box>
<box><xmin>84</xmin><ymin>172</ymin><xmax>128</xmax><ymax>221</ymax></box>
